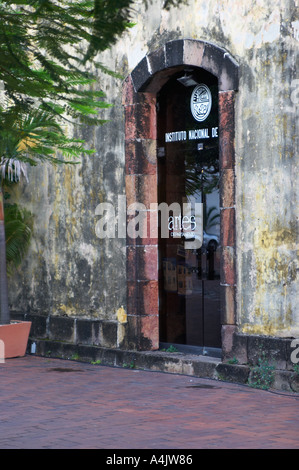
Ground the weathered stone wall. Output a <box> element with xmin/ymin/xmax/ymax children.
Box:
<box><xmin>9</xmin><ymin>83</ymin><xmax>127</xmax><ymax>325</ymax></box>
<box><xmin>8</xmin><ymin>0</ymin><xmax>299</xmax><ymax>346</ymax></box>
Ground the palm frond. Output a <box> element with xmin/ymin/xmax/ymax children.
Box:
<box><xmin>4</xmin><ymin>203</ymin><xmax>33</xmax><ymax>276</ymax></box>
<box><xmin>0</xmin><ymin>158</ymin><xmax>29</xmax><ymax>183</ymax></box>
<box><xmin>204</xmin><ymin>206</ymin><xmax>220</xmax><ymax>231</ymax></box>
<box><xmin>0</xmin><ymin>107</ymin><xmax>94</xmax><ymax>177</ymax></box>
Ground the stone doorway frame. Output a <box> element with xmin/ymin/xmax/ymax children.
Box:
<box><xmin>122</xmin><ymin>39</ymin><xmax>238</xmax><ymax>351</ymax></box>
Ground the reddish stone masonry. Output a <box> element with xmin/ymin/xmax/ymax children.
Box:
<box><xmin>122</xmin><ymin>39</ymin><xmax>239</xmax><ymax>351</ymax></box>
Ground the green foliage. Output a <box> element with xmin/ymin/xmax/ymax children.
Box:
<box><xmin>70</xmin><ymin>353</ymin><xmax>80</xmax><ymax>361</ymax></box>
<box><xmin>204</xmin><ymin>206</ymin><xmax>220</xmax><ymax>231</ymax></box>
<box><xmin>0</xmin><ymin>0</ymin><xmax>190</xmax><ymax>327</ymax></box>
<box><xmin>248</xmin><ymin>355</ymin><xmax>275</xmax><ymax>390</ymax></box>
<box><xmin>0</xmin><ymin>108</ymin><xmax>94</xmax><ymax>171</ymax></box>
<box><xmin>0</xmin><ymin>0</ymin><xmax>190</xmax><ymax>169</ymax></box>
<box><xmin>0</xmin><ymin>0</ymin><xmax>136</xmax><ymax>168</ymax></box>
<box><xmin>123</xmin><ymin>361</ymin><xmax>135</xmax><ymax>369</ymax></box>
<box><xmin>4</xmin><ymin>198</ymin><xmax>33</xmax><ymax>276</ymax></box>
<box><xmin>160</xmin><ymin>345</ymin><xmax>179</xmax><ymax>353</ymax></box>
<box><xmin>226</xmin><ymin>356</ymin><xmax>239</xmax><ymax>364</ymax></box>
<box><xmin>0</xmin><ymin>1</ymin><xmax>134</xmax><ymax>102</ymax></box>
<box><xmin>0</xmin><ymin>0</ymin><xmax>137</xmax><ymax>326</ymax></box>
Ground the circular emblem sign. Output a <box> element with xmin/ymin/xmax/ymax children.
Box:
<box><xmin>190</xmin><ymin>84</ymin><xmax>212</xmax><ymax>122</ymax></box>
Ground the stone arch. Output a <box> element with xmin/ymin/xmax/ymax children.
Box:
<box><xmin>122</xmin><ymin>39</ymin><xmax>238</xmax><ymax>351</ymax></box>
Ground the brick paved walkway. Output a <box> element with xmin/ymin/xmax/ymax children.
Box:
<box><xmin>0</xmin><ymin>355</ymin><xmax>298</xmax><ymax>449</ymax></box>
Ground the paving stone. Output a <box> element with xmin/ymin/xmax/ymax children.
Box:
<box><xmin>0</xmin><ymin>355</ymin><xmax>298</xmax><ymax>449</ymax></box>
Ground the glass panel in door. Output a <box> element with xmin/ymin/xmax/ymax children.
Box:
<box><xmin>157</xmin><ymin>69</ymin><xmax>221</xmax><ymax>350</ymax></box>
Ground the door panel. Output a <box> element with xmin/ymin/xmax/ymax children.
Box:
<box><xmin>157</xmin><ymin>69</ymin><xmax>221</xmax><ymax>349</ymax></box>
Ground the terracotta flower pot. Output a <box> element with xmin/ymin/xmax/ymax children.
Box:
<box><xmin>0</xmin><ymin>320</ymin><xmax>31</xmax><ymax>359</ymax></box>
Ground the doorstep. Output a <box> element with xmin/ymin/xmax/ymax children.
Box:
<box><xmin>27</xmin><ymin>338</ymin><xmax>248</xmax><ymax>383</ymax></box>
<box><xmin>26</xmin><ymin>339</ymin><xmax>299</xmax><ymax>393</ymax></box>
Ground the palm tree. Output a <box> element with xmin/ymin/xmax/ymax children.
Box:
<box><xmin>4</xmin><ymin>199</ymin><xmax>33</xmax><ymax>276</ymax></box>
<box><xmin>0</xmin><ymin>108</ymin><xmax>85</xmax><ymax>325</ymax></box>
<box><xmin>0</xmin><ymin>0</ymin><xmax>138</xmax><ymax>327</ymax></box>
<box><xmin>0</xmin><ymin>189</ymin><xmax>33</xmax><ymax>325</ymax></box>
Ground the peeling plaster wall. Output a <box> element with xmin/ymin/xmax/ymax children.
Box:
<box><xmin>8</xmin><ymin>0</ymin><xmax>298</xmax><ymax>340</ymax></box>
<box><xmin>232</xmin><ymin>2</ymin><xmax>299</xmax><ymax>337</ymax></box>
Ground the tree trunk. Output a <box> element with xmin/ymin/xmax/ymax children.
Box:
<box><xmin>0</xmin><ymin>185</ymin><xmax>10</xmax><ymax>325</ymax></box>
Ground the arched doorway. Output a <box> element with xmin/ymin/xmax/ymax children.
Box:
<box><xmin>122</xmin><ymin>39</ymin><xmax>238</xmax><ymax>353</ymax></box>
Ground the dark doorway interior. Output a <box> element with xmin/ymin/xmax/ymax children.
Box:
<box><xmin>157</xmin><ymin>69</ymin><xmax>221</xmax><ymax>353</ymax></box>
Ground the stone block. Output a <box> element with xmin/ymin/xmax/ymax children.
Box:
<box><xmin>165</xmin><ymin>39</ymin><xmax>184</xmax><ymax>68</ymax></box>
<box><xmin>147</xmin><ymin>46</ymin><xmax>166</xmax><ymax>74</ymax></box>
<box><xmin>76</xmin><ymin>319</ymin><xmax>102</xmax><ymax>346</ymax></box>
<box><xmin>183</xmin><ymin>39</ymin><xmax>205</xmax><ymax>67</ymax></box>
<box><xmin>101</xmin><ymin>321</ymin><xmax>118</xmax><ymax>349</ymax></box>
<box><xmin>27</xmin><ymin>314</ymin><xmax>48</xmax><ymax>339</ymax></box>
<box><xmin>216</xmin><ymin>363</ymin><xmax>250</xmax><ymax>384</ymax></box>
<box><xmin>192</xmin><ymin>359</ymin><xmax>219</xmax><ymax>379</ymax></box>
<box><xmin>220</xmin><ymin>169</ymin><xmax>235</xmax><ymax>208</ymax></box>
<box><xmin>76</xmin><ymin>319</ymin><xmax>93</xmax><ymax>345</ymax></box>
<box><xmin>126</xmin><ymin>246</ymin><xmax>137</xmax><ymax>282</ymax></box>
<box><xmin>139</xmin><ymin>315</ymin><xmax>159</xmax><ymax>350</ymax></box>
<box><xmin>125</xmin><ymin>140</ymin><xmax>157</xmax><ymax>176</ymax></box>
<box><xmin>122</xmin><ymin>75</ymin><xmax>135</xmax><ymax>106</ymax></box>
<box><xmin>118</xmin><ymin>315</ymin><xmax>139</xmax><ymax>350</ymax></box>
<box><xmin>247</xmin><ymin>336</ymin><xmax>288</xmax><ymax>369</ymax></box>
<box><xmin>126</xmin><ymin>281</ymin><xmax>138</xmax><ymax>316</ymax></box>
<box><xmin>273</xmin><ymin>370</ymin><xmax>294</xmax><ymax>393</ymax></box>
<box><xmin>130</xmin><ymin>56</ymin><xmax>152</xmax><ymax>92</ymax></box>
<box><xmin>220</xmin><ymin>285</ymin><xmax>236</xmax><ymax>325</ymax></box>
<box><xmin>48</xmin><ymin>316</ymin><xmax>75</xmax><ymax>343</ymax></box>
<box><xmin>124</xmin><ymin>98</ymin><xmax>156</xmax><ymax>141</ymax></box>
<box><xmin>126</xmin><ymin>245</ymin><xmax>158</xmax><ymax>282</ymax></box>
<box><xmin>117</xmin><ymin>314</ymin><xmax>159</xmax><ymax>352</ymax></box>
<box><xmin>220</xmin><ymin>246</ymin><xmax>235</xmax><ymax>285</ymax></box>
<box><xmin>220</xmin><ymin>208</ymin><xmax>235</xmax><ymax>247</ymax></box>
<box><xmin>232</xmin><ymin>333</ymin><xmax>248</xmax><ymax>365</ymax></box>
<box><xmin>221</xmin><ymin>324</ymin><xmax>237</xmax><ymax>357</ymax></box>
<box><xmin>222</xmin><ymin>328</ymin><xmax>248</xmax><ymax>365</ymax></box>
<box><xmin>219</xmin><ymin>53</ymin><xmax>239</xmax><ymax>91</ymax></box>
<box><xmin>219</xmin><ymin>91</ymin><xmax>235</xmax><ymax>170</ymax></box>
<box><xmin>125</xmin><ymin>174</ymin><xmax>158</xmax><ymax>208</ymax></box>
<box><xmin>126</xmin><ymin>211</ymin><xmax>158</xmax><ymax>246</ymax></box>
<box><xmin>290</xmin><ymin>373</ymin><xmax>299</xmax><ymax>393</ymax></box>
<box><xmin>139</xmin><ymin>280</ymin><xmax>159</xmax><ymax>316</ymax></box>
<box><xmin>127</xmin><ymin>280</ymin><xmax>158</xmax><ymax>317</ymax></box>
<box><xmin>145</xmin><ymin>67</ymin><xmax>179</xmax><ymax>94</ymax></box>
<box><xmin>201</xmin><ymin>43</ymin><xmax>238</xmax><ymax>91</ymax></box>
